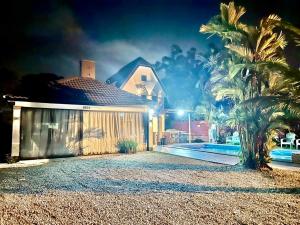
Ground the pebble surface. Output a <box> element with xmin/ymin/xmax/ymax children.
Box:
<box><xmin>0</xmin><ymin>152</ymin><xmax>299</xmax><ymax>225</ymax></box>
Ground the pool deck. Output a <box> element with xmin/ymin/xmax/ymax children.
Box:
<box><xmin>155</xmin><ymin>145</ymin><xmax>300</xmax><ymax>171</ymax></box>
<box><xmin>155</xmin><ymin>145</ymin><xmax>240</xmax><ymax>165</ymax></box>
<box><xmin>268</xmin><ymin>161</ymin><xmax>300</xmax><ymax>172</ymax></box>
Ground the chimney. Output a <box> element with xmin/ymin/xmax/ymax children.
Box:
<box><xmin>80</xmin><ymin>60</ymin><xmax>96</xmax><ymax>79</ymax></box>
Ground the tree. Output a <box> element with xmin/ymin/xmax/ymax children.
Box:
<box><xmin>154</xmin><ymin>44</ymin><xmax>210</xmax><ymax>109</ymax></box>
<box><xmin>17</xmin><ymin>73</ymin><xmax>63</xmax><ymax>101</ymax></box>
<box><xmin>200</xmin><ymin>2</ymin><xmax>300</xmax><ymax>169</ymax></box>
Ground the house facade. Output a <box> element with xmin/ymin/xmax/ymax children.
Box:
<box><xmin>6</xmin><ymin>60</ymin><xmax>150</xmax><ymax>159</ymax></box>
<box><xmin>106</xmin><ymin>57</ymin><xmax>166</xmax><ymax>148</ymax></box>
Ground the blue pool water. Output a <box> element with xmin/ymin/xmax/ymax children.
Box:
<box><xmin>270</xmin><ymin>149</ymin><xmax>300</xmax><ymax>163</ymax></box>
<box><xmin>173</xmin><ymin>143</ymin><xmax>299</xmax><ymax>163</ymax></box>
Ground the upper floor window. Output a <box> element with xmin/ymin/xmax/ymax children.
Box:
<box><xmin>141</xmin><ymin>75</ymin><xmax>147</xmax><ymax>81</ymax></box>
<box><xmin>152</xmin><ymin>96</ymin><xmax>158</xmax><ymax>102</ymax></box>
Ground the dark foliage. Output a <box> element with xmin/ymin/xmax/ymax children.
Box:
<box><xmin>17</xmin><ymin>73</ymin><xmax>63</xmax><ymax>100</ymax></box>
<box><xmin>154</xmin><ymin>44</ymin><xmax>210</xmax><ymax>109</ymax></box>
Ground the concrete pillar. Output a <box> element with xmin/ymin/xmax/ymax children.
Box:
<box><xmin>157</xmin><ymin>114</ymin><xmax>165</xmax><ymax>144</ymax></box>
<box><xmin>11</xmin><ymin>106</ymin><xmax>21</xmax><ymax>157</ymax></box>
<box><xmin>148</xmin><ymin>120</ymin><xmax>153</xmax><ymax>150</ymax></box>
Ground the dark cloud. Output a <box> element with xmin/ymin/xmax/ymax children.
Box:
<box><xmin>0</xmin><ymin>0</ymin><xmax>299</xmax><ymax>80</ymax></box>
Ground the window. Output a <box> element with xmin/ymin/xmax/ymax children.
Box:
<box><xmin>141</xmin><ymin>75</ymin><xmax>147</xmax><ymax>81</ymax></box>
<box><xmin>152</xmin><ymin>96</ymin><xmax>158</xmax><ymax>102</ymax></box>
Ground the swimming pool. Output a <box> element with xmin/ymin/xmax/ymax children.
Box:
<box><xmin>270</xmin><ymin>149</ymin><xmax>300</xmax><ymax>163</ymax></box>
<box><xmin>171</xmin><ymin>143</ymin><xmax>299</xmax><ymax>163</ymax></box>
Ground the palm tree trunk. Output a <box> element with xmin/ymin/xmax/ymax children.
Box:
<box><xmin>256</xmin><ymin>132</ymin><xmax>273</xmax><ymax>169</ymax></box>
<box><xmin>240</xmin><ymin>125</ymin><xmax>272</xmax><ymax>169</ymax></box>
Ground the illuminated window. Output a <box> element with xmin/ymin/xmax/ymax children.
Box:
<box><xmin>136</xmin><ymin>88</ymin><xmax>142</xmax><ymax>95</ymax></box>
<box><xmin>141</xmin><ymin>75</ymin><xmax>147</xmax><ymax>81</ymax></box>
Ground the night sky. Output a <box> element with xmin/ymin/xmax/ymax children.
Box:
<box><xmin>1</xmin><ymin>0</ymin><xmax>299</xmax><ymax>81</ymax></box>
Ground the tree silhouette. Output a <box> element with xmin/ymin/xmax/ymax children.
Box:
<box><xmin>17</xmin><ymin>73</ymin><xmax>63</xmax><ymax>101</ymax></box>
<box><xmin>154</xmin><ymin>44</ymin><xmax>210</xmax><ymax>109</ymax></box>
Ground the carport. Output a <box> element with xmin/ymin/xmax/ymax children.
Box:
<box><xmin>7</xmin><ymin>71</ymin><xmax>149</xmax><ymax>159</ymax></box>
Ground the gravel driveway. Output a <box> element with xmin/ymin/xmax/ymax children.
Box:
<box><xmin>0</xmin><ymin>152</ymin><xmax>299</xmax><ymax>225</ymax></box>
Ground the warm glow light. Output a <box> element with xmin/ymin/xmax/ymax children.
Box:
<box><xmin>136</xmin><ymin>88</ymin><xmax>142</xmax><ymax>96</ymax></box>
<box><xmin>149</xmin><ymin>109</ymin><xmax>154</xmax><ymax>118</ymax></box>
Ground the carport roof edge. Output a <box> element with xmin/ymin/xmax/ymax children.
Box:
<box><xmin>11</xmin><ymin>101</ymin><xmax>148</xmax><ymax>113</ymax></box>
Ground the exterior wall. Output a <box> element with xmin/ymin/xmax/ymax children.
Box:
<box><xmin>172</xmin><ymin>120</ymin><xmax>209</xmax><ymax>142</ymax></box>
<box><xmin>147</xmin><ymin>115</ymin><xmax>166</xmax><ymax>146</ymax></box>
<box><xmin>152</xmin><ymin>116</ymin><xmax>158</xmax><ymax>133</ymax></box>
<box><xmin>122</xmin><ymin>66</ymin><xmax>163</xmax><ymax>101</ymax></box>
<box><xmin>120</xmin><ymin>66</ymin><xmax>166</xmax><ymax>147</ymax></box>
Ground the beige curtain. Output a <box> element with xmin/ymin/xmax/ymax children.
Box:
<box><xmin>20</xmin><ymin>108</ymin><xmax>146</xmax><ymax>158</ymax></box>
<box><xmin>82</xmin><ymin>111</ymin><xmax>145</xmax><ymax>155</ymax></box>
<box><xmin>20</xmin><ymin>108</ymin><xmax>82</xmax><ymax>159</ymax></box>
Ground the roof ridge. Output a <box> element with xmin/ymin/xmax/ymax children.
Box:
<box><xmin>106</xmin><ymin>57</ymin><xmax>154</xmax><ymax>87</ymax></box>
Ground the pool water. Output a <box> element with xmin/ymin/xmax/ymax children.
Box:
<box><xmin>173</xmin><ymin>143</ymin><xmax>298</xmax><ymax>163</ymax></box>
<box><xmin>270</xmin><ymin>149</ymin><xmax>299</xmax><ymax>163</ymax></box>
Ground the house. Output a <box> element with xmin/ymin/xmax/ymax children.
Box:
<box><xmin>5</xmin><ymin>60</ymin><xmax>150</xmax><ymax>160</ymax></box>
<box><xmin>106</xmin><ymin>57</ymin><xmax>166</xmax><ymax>148</ymax></box>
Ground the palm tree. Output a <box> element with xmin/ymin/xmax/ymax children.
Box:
<box><xmin>200</xmin><ymin>2</ymin><xmax>300</xmax><ymax>169</ymax></box>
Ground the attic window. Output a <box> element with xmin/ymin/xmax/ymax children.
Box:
<box><xmin>141</xmin><ymin>75</ymin><xmax>147</xmax><ymax>81</ymax></box>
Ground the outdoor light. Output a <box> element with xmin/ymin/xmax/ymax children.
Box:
<box><xmin>177</xmin><ymin>109</ymin><xmax>185</xmax><ymax>116</ymax></box>
<box><xmin>149</xmin><ymin>109</ymin><xmax>155</xmax><ymax>118</ymax></box>
<box><xmin>136</xmin><ymin>88</ymin><xmax>142</xmax><ymax>96</ymax></box>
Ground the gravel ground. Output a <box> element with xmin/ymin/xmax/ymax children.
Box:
<box><xmin>0</xmin><ymin>152</ymin><xmax>299</xmax><ymax>225</ymax></box>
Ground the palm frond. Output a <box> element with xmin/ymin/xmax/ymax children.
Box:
<box><xmin>280</xmin><ymin>21</ymin><xmax>300</xmax><ymax>46</ymax></box>
<box><xmin>227</xmin><ymin>2</ymin><xmax>246</xmax><ymax>25</ymax></box>
<box><xmin>228</xmin><ymin>63</ymin><xmax>246</xmax><ymax>79</ymax></box>
<box><xmin>200</xmin><ymin>2</ymin><xmax>248</xmax><ymax>43</ymax></box>
<box><xmin>213</xmin><ymin>87</ymin><xmax>243</xmax><ymax>101</ymax></box>
<box><xmin>225</xmin><ymin>44</ymin><xmax>253</xmax><ymax>61</ymax></box>
<box><xmin>264</xmin><ymin>57</ymin><xmax>287</xmax><ymax>66</ymax></box>
<box><xmin>220</xmin><ymin>3</ymin><xmax>229</xmax><ymax>23</ymax></box>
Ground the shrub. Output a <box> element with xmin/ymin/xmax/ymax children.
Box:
<box><xmin>117</xmin><ymin>139</ymin><xmax>138</xmax><ymax>154</ymax></box>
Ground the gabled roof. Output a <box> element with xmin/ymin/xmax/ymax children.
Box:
<box><xmin>7</xmin><ymin>77</ymin><xmax>148</xmax><ymax>106</ymax></box>
<box><xmin>106</xmin><ymin>57</ymin><xmax>165</xmax><ymax>93</ymax></box>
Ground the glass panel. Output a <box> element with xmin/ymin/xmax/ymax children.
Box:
<box><xmin>20</xmin><ymin>108</ymin><xmax>82</xmax><ymax>159</ymax></box>
<box><xmin>20</xmin><ymin>108</ymin><xmax>147</xmax><ymax>158</ymax></box>
<box><xmin>141</xmin><ymin>75</ymin><xmax>147</xmax><ymax>81</ymax></box>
